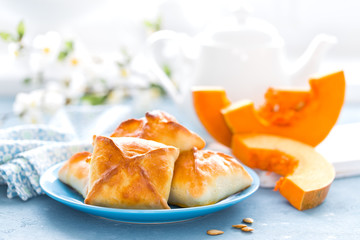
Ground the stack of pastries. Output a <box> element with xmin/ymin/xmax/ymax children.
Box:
<box><xmin>59</xmin><ymin>110</ymin><xmax>253</xmax><ymax>209</ymax></box>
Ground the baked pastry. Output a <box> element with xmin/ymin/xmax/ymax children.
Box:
<box><xmin>110</xmin><ymin>110</ymin><xmax>206</xmax><ymax>152</ymax></box>
<box><xmin>85</xmin><ymin>136</ymin><xmax>179</xmax><ymax>209</ymax></box>
<box><xmin>168</xmin><ymin>147</ymin><xmax>253</xmax><ymax>207</ymax></box>
<box><xmin>59</xmin><ymin>110</ymin><xmax>252</xmax><ymax>210</ymax></box>
<box><xmin>58</xmin><ymin>151</ymin><xmax>91</xmax><ymax>198</ymax></box>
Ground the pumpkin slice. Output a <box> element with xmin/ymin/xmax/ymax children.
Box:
<box><xmin>192</xmin><ymin>87</ymin><xmax>232</xmax><ymax>147</ymax></box>
<box><xmin>222</xmin><ymin>71</ymin><xmax>345</xmax><ymax>146</ymax></box>
<box><xmin>232</xmin><ymin>133</ymin><xmax>335</xmax><ymax>210</ymax></box>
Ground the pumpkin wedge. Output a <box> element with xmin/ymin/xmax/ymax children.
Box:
<box><xmin>192</xmin><ymin>87</ymin><xmax>232</xmax><ymax>147</ymax></box>
<box><xmin>222</xmin><ymin>71</ymin><xmax>345</xmax><ymax>146</ymax></box>
<box><xmin>232</xmin><ymin>133</ymin><xmax>335</xmax><ymax>210</ymax></box>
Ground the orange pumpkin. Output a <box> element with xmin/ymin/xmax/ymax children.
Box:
<box><xmin>192</xmin><ymin>87</ymin><xmax>232</xmax><ymax>147</ymax></box>
<box><xmin>222</xmin><ymin>71</ymin><xmax>345</xmax><ymax>146</ymax></box>
<box><xmin>232</xmin><ymin>133</ymin><xmax>335</xmax><ymax>210</ymax></box>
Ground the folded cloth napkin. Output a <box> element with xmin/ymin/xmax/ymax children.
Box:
<box><xmin>0</xmin><ymin>125</ymin><xmax>92</xmax><ymax>200</ymax></box>
<box><xmin>0</xmin><ymin>105</ymin><xmax>131</xmax><ymax>200</ymax></box>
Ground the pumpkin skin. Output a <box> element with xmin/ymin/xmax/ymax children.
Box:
<box><xmin>222</xmin><ymin>71</ymin><xmax>345</xmax><ymax>147</ymax></box>
<box><xmin>192</xmin><ymin>87</ymin><xmax>232</xmax><ymax>147</ymax></box>
<box><xmin>232</xmin><ymin>133</ymin><xmax>335</xmax><ymax>211</ymax></box>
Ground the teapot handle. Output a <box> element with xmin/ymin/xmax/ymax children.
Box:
<box><xmin>145</xmin><ymin>30</ymin><xmax>195</xmax><ymax>104</ymax></box>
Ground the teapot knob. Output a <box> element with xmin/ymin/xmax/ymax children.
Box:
<box><xmin>233</xmin><ymin>5</ymin><xmax>252</xmax><ymax>24</ymax></box>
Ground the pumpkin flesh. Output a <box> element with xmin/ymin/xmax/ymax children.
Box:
<box><xmin>192</xmin><ymin>87</ymin><xmax>232</xmax><ymax>147</ymax></box>
<box><xmin>232</xmin><ymin>133</ymin><xmax>335</xmax><ymax>211</ymax></box>
<box><xmin>222</xmin><ymin>71</ymin><xmax>346</xmax><ymax>146</ymax></box>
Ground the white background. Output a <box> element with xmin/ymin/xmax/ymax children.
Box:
<box><xmin>0</xmin><ymin>0</ymin><xmax>359</xmax><ymax>98</ymax></box>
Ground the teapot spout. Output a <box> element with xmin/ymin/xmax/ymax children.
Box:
<box><xmin>289</xmin><ymin>34</ymin><xmax>337</xmax><ymax>86</ymax></box>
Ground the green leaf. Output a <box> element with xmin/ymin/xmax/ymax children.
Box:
<box><xmin>154</xmin><ymin>16</ymin><xmax>162</xmax><ymax>32</ymax></box>
<box><xmin>57</xmin><ymin>51</ymin><xmax>68</xmax><ymax>61</ymax></box>
<box><xmin>81</xmin><ymin>93</ymin><xmax>108</xmax><ymax>105</ymax></box>
<box><xmin>150</xmin><ymin>83</ymin><xmax>167</xmax><ymax>97</ymax></box>
<box><xmin>17</xmin><ymin>21</ymin><xmax>25</xmax><ymax>41</ymax></box>
<box><xmin>65</xmin><ymin>41</ymin><xmax>74</xmax><ymax>51</ymax></box>
<box><xmin>116</xmin><ymin>61</ymin><xmax>125</xmax><ymax>68</ymax></box>
<box><xmin>162</xmin><ymin>64</ymin><xmax>172</xmax><ymax>78</ymax></box>
<box><xmin>0</xmin><ymin>32</ymin><xmax>14</xmax><ymax>42</ymax></box>
<box><xmin>23</xmin><ymin>77</ymin><xmax>32</xmax><ymax>85</ymax></box>
<box><xmin>144</xmin><ymin>16</ymin><xmax>162</xmax><ymax>32</ymax></box>
<box><xmin>144</xmin><ymin>20</ymin><xmax>153</xmax><ymax>28</ymax></box>
<box><xmin>57</xmin><ymin>40</ymin><xmax>74</xmax><ymax>61</ymax></box>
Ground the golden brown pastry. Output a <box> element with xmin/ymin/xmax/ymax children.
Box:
<box><xmin>168</xmin><ymin>148</ymin><xmax>253</xmax><ymax>207</ymax></box>
<box><xmin>85</xmin><ymin>136</ymin><xmax>180</xmax><ymax>209</ymax></box>
<box><xmin>58</xmin><ymin>151</ymin><xmax>91</xmax><ymax>198</ymax></box>
<box><xmin>110</xmin><ymin>110</ymin><xmax>206</xmax><ymax>152</ymax></box>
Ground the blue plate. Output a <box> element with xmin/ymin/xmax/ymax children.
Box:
<box><xmin>40</xmin><ymin>162</ymin><xmax>259</xmax><ymax>224</ymax></box>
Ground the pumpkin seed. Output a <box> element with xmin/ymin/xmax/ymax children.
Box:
<box><xmin>207</xmin><ymin>229</ymin><xmax>224</xmax><ymax>236</ymax></box>
<box><xmin>243</xmin><ymin>218</ymin><xmax>254</xmax><ymax>224</ymax></box>
<box><xmin>232</xmin><ymin>224</ymin><xmax>247</xmax><ymax>229</ymax></box>
<box><xmin>241</xmin><ymin>227</ymin><xmax>254</xmax><ymax>232</ymax></box>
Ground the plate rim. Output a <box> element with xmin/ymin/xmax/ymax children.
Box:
<box><xmin>40</xmin><ymin>161</ymin><xmax>259</xmax><ymax>216</ymax></box>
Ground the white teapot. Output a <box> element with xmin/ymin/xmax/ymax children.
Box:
<box><xmin>145</xmin><ymin>8</ymin><xmax>337</xmax><ymax>105</ymax></box>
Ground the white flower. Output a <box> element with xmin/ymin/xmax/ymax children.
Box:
<box><xmin>64</xmin><ymin>41</ymin><xmax>91</xmax><ymax>69</ymax></box>
<box><xmin>107</xmin><ymin>89</ymin><xmax>126</xmax><ymax>104</ymax></box>
<box><xmin>32</xmin><ymin>31</ymin><xmax>61</xmax><ymax>58</ymax></box>
<box><xmin>8</xmin><ymin>42</ymin><xmax>22</xmax><ymax>59</ymax></box>
<box><xmin>13</xmin><ymin>90</ymin><xmax>44</xmax><ymax>123</ymax></box>
<box><xmin>13</xmin><ymin>93</ymin><xmax>31</xmax><ymax>116</ymax></box>
<box><xmin>67</xmin><ymin>71</ymin><xmax>88</xmax><ymax>100</ymax></box>
<box><xmin>13</xmin><ymin>89</ymin><xmax>65</xmax><ymax>123</ymax></box>
<box><xmin>13</xmin><ymin>90</ymin><xmax>42</xmax><ymax>115</ymax></box>
<box><xmin>29</xmin><ymin>31</ymin><xmax>61</xmax><ymax>72</ymax></box>
<box><xmin>42</xmin><ymin>90</ymin><xmax>66</xmax><ymax>114</ymax></box>
<box><xmin>22</xmin><ymin>109</ymin><xmax>43</xmax><ymax>124</ymax></box>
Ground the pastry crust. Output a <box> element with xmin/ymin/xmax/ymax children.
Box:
<box><xmin>85</xmin><ymin>136</ymin><xmax>180</xmax><ymax>209</ymax></box>
<box><xmin>169</xmin><ymin>148</ymin><xmax>253</xmax><ymax>207</ymax></box>
<box><xmin>111</xmin><ymin>110</ymin><xmax>206</xmax><ymax>152</ymax></box>
<box><xmin>58</xmin><ymin>151</ymin><xmax>91</xmax><ymax>198</ymax></box>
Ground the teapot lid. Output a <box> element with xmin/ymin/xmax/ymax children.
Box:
<box><xmin>201</xmin><ymin>6</ymin><xmax>283</xmax><ymax>48</ymax></box>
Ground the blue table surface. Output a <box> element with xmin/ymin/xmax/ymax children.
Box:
<box><xmin>1</xmin><ymin>97</ymin><xmax>360</xmax><ymax>239</ymax></box>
